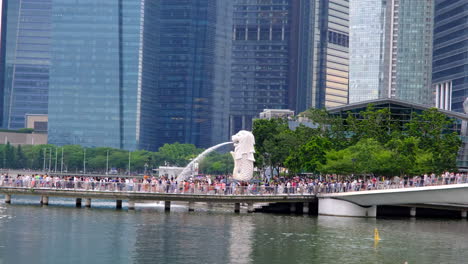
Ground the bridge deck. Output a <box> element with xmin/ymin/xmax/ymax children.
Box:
<box><xmin>0</xmin><ymin>187</ymin><xmax>315</xmax><ymax>203</ymax></box>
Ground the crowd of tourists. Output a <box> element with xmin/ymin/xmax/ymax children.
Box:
<box><xmin>0</xmin><ymin>172</ymin><xmax>466</xmax><ymax>196</ymax></box>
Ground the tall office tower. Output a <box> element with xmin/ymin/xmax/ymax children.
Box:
<box><xmin>0</xmin><ymin>0</ymin><xmax>7</xmax><ymax>128</ymax></box>
<box><xmin>230</xmin><ymin>0</ymin><xmax>292</xmax><ymax>134</ymax></box>
<box><xmin>316</xmin><ymin>0</ymin><xmax>349</xmax><ymax>108</ymax></box>
<box><xmin>47</xmin><ymin>1</ymin><xmax>159</xmax><ymax>150</ymax></box>
<box><xmin>432</xmin><ymin>0</ymin><xmax>468</xmax><ymax>112</ymax></box>
<box><xmin>349</xmin><ymin>0</ymin><xmax>434</xmax><ymax>105</ymax></box>
<box><xmin>230</xmin><ymin>0</ymin><xmax>349</xmax><ymax>134</ymax></box>
<box><xmin>154</xmin><ymin>0</ymin><xmax>232</xmax><ymax>148</ymax></box>
<box><xmin>2</xmin><ymin>0</ymin><xmax>51</xmax><ymax>129</ymax></box>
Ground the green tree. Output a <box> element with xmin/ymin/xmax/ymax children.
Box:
<box><xmin>319</xmin><ymin>138</ymin><xmax>395</xmax><ymax>177</ymax></box>
<box><xmin>16</xmin><ymin>145</ymin><xmax>27</xmax><ymax>169</ymax></box>
<box><xmin>199</xmin><ymin>152</ymin><xmax>234</xmax><ymax>175</ymax></box>
<box><xmin>285</xmin><ymin>136</ymin><xmax>332</xmax><ymax>174</ymax></box>
<box><xmin>406</xmin><ymin>108</ymin><xmax>461</xmax><ymax>173</ymax></box>
<box><xmin>252</xmin><ymin>118</ymin><xmax>290</xmax><ymax>173</ymax></box>
<box><xmin>154</xmin><ymin>143</ymin><xmax>202</xmax><ymax>167</ymax></box>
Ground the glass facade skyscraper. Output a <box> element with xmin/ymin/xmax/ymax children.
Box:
<box><xmin>230</xmin><ymin>0</ymin><xmax>349</xmax><ymax>134</ymax></box>
<box><xmin>153</xmin><ymin>0</ymin><xmax>232</xmax><ymax>148</ymax></box>
<box><xmin>2</xmin><ymin>0</ymin><xmax>51</xmax><ymax>129</ymax></box>
<box><xmin>433</xmin><ymin>0</ymin><xmax>468</xmax><ymax>113</ymax></box>
<box><xmin>319</xmin><ymin>0</ymin><xmax>349</xmax><ymax>108</ymax></box>
<box><xmin>230</xmin><ymin>0</ymin><xmax>292</xmax><ymax>133</ymax></box>
<box><xmin>348</xmin><ymin>0</ymin><xmax>386</xmax><ymax>102</ymax></box>
<box><xmin>47</xmin><ymin>0</ymin><xmax>158</xmax><ymax>150</ymax></box>
<box><xmin>349</xmin><ymin>0</ymin><xmax>434</xmax><ymax>106</ymax></box>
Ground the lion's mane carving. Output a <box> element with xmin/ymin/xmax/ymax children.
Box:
<box><xmin>231</xmin><ymin>130</ymin><xmax>255</xmax><ymax>181</ymax></box>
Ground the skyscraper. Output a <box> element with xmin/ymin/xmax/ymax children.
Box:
<box><xmin>230</xmin><ymin>0</ymin><xmax>349</xmax><ymax>134</ymax></box>
<box><xmin>433</xmin><ymin>0</ymin><xmax>468</xmax><ymax>112</ymax></box>
<box><xmin>153</xmin><ymin>0</ymin><xmax>233</xmax><ymax>148</ymax></box>
<box><xmin>349</xmin><ymin>0</ymin><xmax>434</xmax><ymax>105</ymax></box>
<box><xmin>47</xmin><ymin>0</ymin><xmax>158</xmax><ymax>150</ymax></box>
<box><xmin>2</xmin><ymin>0</ymin><xmax>51</xmax><ymax>129</ymax></box>
<box><xmin>230</xmin><ymin>0</ymin><xmax>292</xmax><ymax>134</ymax></box>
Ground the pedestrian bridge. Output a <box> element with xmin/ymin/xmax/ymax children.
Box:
<box><xmin>317</xmin><ymin>184</ymin><xmax>468</xmax><ymax>217</ymax></box>
<box><xmin>0</xmin><ymin>185</ymin><xmax>315</xmax><ymax>214</ymax></box>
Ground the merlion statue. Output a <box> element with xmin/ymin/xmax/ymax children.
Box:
<box><xmin>231</xmin><ymin>130</ymin><xmax>255</xmax><ymax>181</ymax></box>
<box><xmin>463</xmin><ymin>97</ymin><xmax>468</xmax><ymax>114</ymax></box>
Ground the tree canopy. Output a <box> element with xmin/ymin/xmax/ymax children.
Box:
<box><xmin>253</xmin><ymin>106</ymin><xmax>462</xmax><ymax>178</ymax></box>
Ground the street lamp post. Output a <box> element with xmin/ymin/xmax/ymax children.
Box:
<box><xmin>106</xmin><ymin>150</ymin><xmax>109</xmax><ymax>175</ymax></box>
<box><xmin>83</xmin><ymin>148</ymin><xmax>86</xmax><ymax>174</ymax></box>
<box><xmin>54</xmin><ymin>148</ymin><xmax>58</xmax><ymax>172</ymax></box>
<box><xmin>128</xmin><ymin>151</ymin><xmax>131</xmax><ymax>176</ymax></box>
<box><xmin>61</xmin><ymin>148</ymin><xmax>64</xmax><ymax>173</ymax></box>
<box><xmin>43</xmin><ymin>148</ymin><xmax>46</xmax><ymax>172</ymax></box>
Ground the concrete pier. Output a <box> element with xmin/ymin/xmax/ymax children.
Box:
<box><xmin>4</xmin><ymin>194</ymin><xmax>10</xmax><ymax>204</ymax></box>
<box><xmin>247</xmin><ymin>203</ymin><xmax>254</xmax><ymax>213</ymax></box>
<box><xmin>290</xmin><ymin>203</ymin><xmax>296</xmax><ymax>214</ymax></box>
<box><xmin>188</xmin><ymin>201</ymin><xmax>195</xmax><ymax>212</ymax></box>
<box><xmin>76</xmin><ymin>198</ymin><xmax>82</xmax><ymax>208</ymax></box>
<box><xmin>116</xmin><ymin>200</ymin><xmax>123</xmax><ymax>209</ymax></box>
<box><xmin>462</xmin><ymin>210</ymin><xmax>467</xmax><ymax>219</ymax></box>
<box><xmin>410</xmin><ymin>207</ymin><xmax>417</xmax><ymax>217</ymax></box>
<box><xmin>128</xmin><ymin>200</ymin><xmax>135</xmax><ymax>210</ymax></box>
<box><xmin>85</xmin><ymin>198</ymin><xmax>91</xmax><ymax>208</ymax></box>
<box><xmin>164</xmin><ymin>201</ymin><xmax>171</xmax><ymax>211</ymax></box>
<box><xmin>41</xmin><ymin>196</ymin><xmax>49</xmax><ymax>205</ymax></box>
<box><xmin>303</xmin><ymin>202</ymin><xmax>309</xmax><ymax>214</ymax></box>
<box><xmin>234</xmin><ymin>203</ymin><xmax>240</xmax><ymax>213</ymax></box>
<box><xmin>318</xmin><ymin>198</ymin><xmax>377</xmax><ymax>218</ymax></box>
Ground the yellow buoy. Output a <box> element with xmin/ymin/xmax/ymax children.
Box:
<box><xmin>374</xmin><ymin>228</ymin><xmax>381</xmax><ymax>241</ymax></box>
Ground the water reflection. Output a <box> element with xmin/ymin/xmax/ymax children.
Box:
<box><xmin>229</xmin><ymin>216</ymin><xmax>254</xmax><ymax>264</ymax></box>
<box><xmin>132</xmin><ymin>210</ymin><xmax>233</xmax><ymax>263</ymax></box>
<box><xmin>1</xmin><ymin>198</ymin><xmax>468</xmax><ymax>264</ymax></box>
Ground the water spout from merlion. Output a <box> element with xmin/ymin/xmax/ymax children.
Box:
<box><xmin>176</xmin><ymin>141</ymin><xmax>233</xmax><ymax>182</ymax></box>
<box><xmin>176</xmin><ymin>130</ymin><xmax>256</xmax><ymax>183</ymax></box>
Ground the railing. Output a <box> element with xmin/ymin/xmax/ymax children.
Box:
<box><xmin>318</xmin><ymin>176</ymin><xmax>468</xmax><ymax>194</ymax></box>
<box><xmin>0</xmin><ymin>176</ymin><xmax>466</xmax><ymax>197</ymax></box>
<box><xmin>0</xmin><ymin>179</ymin><xmax>315</xmax><ymax>196</ymax></box>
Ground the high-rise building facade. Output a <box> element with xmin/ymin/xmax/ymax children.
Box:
<box><xmin>230</xmin><ymin>0</ymin><xmax>292</xmax><ymax>133</ymax></box>
<box><xmin>153</xmin><ymin>0</ymin><xmax>233</xmax><ymax>148</ymax></box>
<box><xmin>432</xmin><ymin>0</ymin><xmax>468</xmax><ymax>113</ymax></box>
<box><xmin>349</xmin><ymin>0</ymin><xmax>434</xmax><ymax>105</ymax></box>
<box><xmin>296</xmin><ymin>0</ymin><xmax>350</xmax><ymax>110</ymax></box>
<box><xmin>47</xmin><ymin>0</ymin><xmax>159</xmax><ymax>150</ymax></box>
<box><xmin>230</xmin><ymin>0</ymin><xmax>349</xmax><ymax>134</ymax></box>
<box><xmin>2</xmin><ymin>0</ymin><xmax>51</xmax><ymax>129</ymax></box>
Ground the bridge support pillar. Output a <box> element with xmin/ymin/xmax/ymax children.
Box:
<box><xmin>41</xmin><ymin>196</ymin><xmax>49</xmax><ymax>206</ymax></box>
<box><xmin>461</xmin><ymin>210</ymin><xmax>467</xmax><ymax>219</ymax></box>
<box><xmin>247</xmin><ymin>203</ymin><xmax>254</xmax><ymax>213</ymax></box>
<box><xmin>234</xmin><ymin>203</ymin><xmax>240</xmax><ymax>213</ymax></box>
<box><xmin>290</xmin><ymin>203</ymin><xmax>297</xmax><ymax>214</ymax></box>
<box><xmin>303</xmin><ymin>202</ymin><xmax>309</xmax><ymax>214</ymax></box>
<box><xmin>85</xmin><ymin>198</ymin><xmax>91</xmax><ymax>208</ymax></box>
<box><xmin>128</xmin><ymin>200</ymin><xmax>135</xmax><ymax>210</ymax></box>
<box><xmin>116</xmin><ymin>200</ymin><xmax>122</xmax><ymax>209</ymax></box>
<box><xmin>410</xmin><ymin>207</ymin><xmax>416</xmax><ymax>217</ymax></box>
<box><xmin>188</xmin><ymin>201</ymin><xmax>195</xmax><ymax>212</ymax></box>
<box><xmin>5</xmin><ymin>194</ymin><xmax>11</xmax><ymax>204</ymax></box>
<box><xmin>76</xmin><ymin>198</ymin><xmax>82</xmax><ymax>208</ymax></box>
<box><xmin>318</xmin><ymin>198</ymin><xmax>376</xmax><ymax>218</ymax></box>
<box><xmin>164</xmin><ymin>201</ymin><xmax>171</xmax><ymax>211</ymax></box>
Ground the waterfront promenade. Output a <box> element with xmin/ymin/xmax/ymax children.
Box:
<box><xmin>1</xmin><ymin>172</ymin><xmax>468</xmax><ymax>216</ymax></box>
<box><xmin>0</xmin><ymin>175</ymin><xmax>315</xmax><ymax>213</ymax></box>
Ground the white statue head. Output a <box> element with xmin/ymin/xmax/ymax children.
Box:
<box><xmin>463</xmin><ymin>97</ymin><xmax>468</xmax><ymax>114</ymax></box>
<box><xmin>231</xmin><ymin>130</ymin><xmax>255</xmax><ymax>161</ymax></box>
<box><xmin>231</xmin><ymin>130</ymin><xmax>255</xmax><ymax>181</ymax></box>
